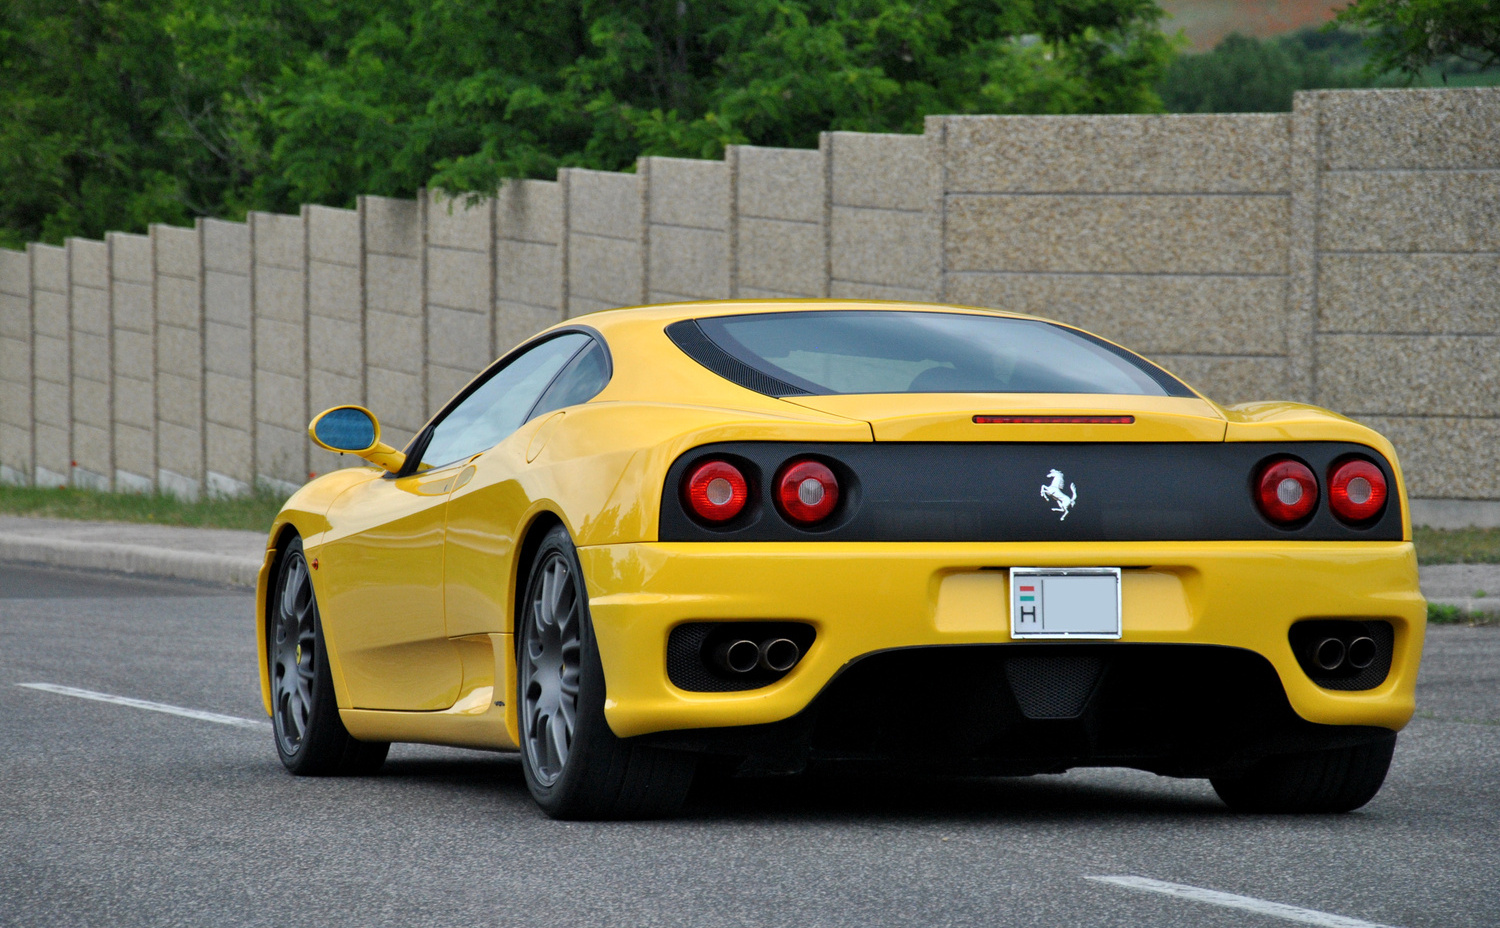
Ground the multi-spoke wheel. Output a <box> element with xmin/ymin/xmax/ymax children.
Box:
<box><xmin>268</xmin><ymin>536</ymin><xmax>389</xmax><ymax>776</ymax></box>
<box><xmin>516</xmin><ymin>524</ymin><xmax>696</xmax><ymax>819</ymax></box>
<box><xmin>520</xmin><ymin>552</ymin><xmax>582</xmax><ymax>785</ymax></box>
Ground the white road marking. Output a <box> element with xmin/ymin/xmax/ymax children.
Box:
<box><xmin>1085</xmin><ymin>876</ymin><xmax>1401</xmax><ymax>928</ymax></box>
<box><xmin>17</xmin><ymin>683</ymin><xmax>270</xmax><ymax>730</ymax></box>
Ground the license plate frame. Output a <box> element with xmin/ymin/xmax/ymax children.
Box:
<box><xmin>1009</xmin><ymin>567</ymin><xmax>1122</xmax><ymax>640</ymax></box>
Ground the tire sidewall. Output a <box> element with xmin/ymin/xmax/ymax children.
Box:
<box><xmin>518</xmin><ymin>526</ymin><xmax>612</xmax><ymax>814</ymax></box>
<box><xmin>269</xmin><ymin>536</ymin><xmax>337</xmax><ymax>773</ymax></box>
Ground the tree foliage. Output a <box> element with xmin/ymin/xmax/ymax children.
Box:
<box><xmin>1</xmin><ymin>0</ymin><xmax>1178</xmax><ymax>247</ymax></box>
<box><xmin>1157</xmin><ymin>29</ymin><xmax>1380</xmax><ymax>113</ymax></box>
<box><xmin>1334</xmin><ymin>0</ymin><xmax>1500</xmax><ymax>78</ymax></box>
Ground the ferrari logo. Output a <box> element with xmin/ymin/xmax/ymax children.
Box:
<box><xmin>1041</xmin><ymin>469</ymin><xmax>1078</xmax><ymax>521</ymax></box>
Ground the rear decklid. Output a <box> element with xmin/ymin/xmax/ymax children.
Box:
<box><xmin>782</xmin><ymin>393</ymin><xmax>1228</xmax><ymax>442</ymax></box>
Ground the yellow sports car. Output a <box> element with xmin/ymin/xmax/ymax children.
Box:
<box><xmin>257</xmin><ymin>301</ymin><xmax>1424</xmax><ymax>819</ymax></box>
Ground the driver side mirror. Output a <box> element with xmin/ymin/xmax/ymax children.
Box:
<box><xmin>308</xmin><ymin>406</ymin><xmax>406</xmax><ymax>474</ymax></box>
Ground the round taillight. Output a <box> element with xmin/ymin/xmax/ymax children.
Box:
<box><xmin>1328</xmin><ymin>459</ymin><xmax>1387</xmax><ymax>523</ymax></box>
<box><xmin>1256</xmin><ymin>458</ymin><xmax>1318</xmax><ymax>525</ymax></box>
<box><xmin>683</xmin><ymin>460</ymin><xmax>748</xmax><ymax>523</ymax></box>
<box><xmin>776</xmin><ymin>460</ymin><xmax>839</xmax><ymax>525</ymax></box>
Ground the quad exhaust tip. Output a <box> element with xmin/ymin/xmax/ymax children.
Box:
<box><xmin>715</xmin><ymin>639</ymin><xmax>761</xmax><ymax>674</ymax></box>
<box><xmin>1346</xmin><ymin>635</ymin><xmax>1377</xmax><ymax>670</ymax></box>
<box><xmin>759</xmin><ymin>638</ymin><xmax>800</xmax><ymax>673</ymax></box>
<box><xmin>1312</xmin><ymin>637</ymin><xmax>1347</xmax><ymax>672</ymax></box>
<box><xmin>712</xmin><ymin>636</ymin><xmax>803</xmax><ymax>675</ymax></box>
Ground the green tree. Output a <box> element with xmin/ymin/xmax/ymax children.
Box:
<box><xmin>1334</xmin><ymin>0</ymin><xmax>1500</xmax><ymax>78</ymax></box>
<box><xmin>2</xmin><ymin>0</ymin><xmax>1179</xmax><ymax>246</ymax></box>
<box><xmin>1157</xmin><ymin>29</ymin><xmax>1378</xmax><ymax>113</ymax></box>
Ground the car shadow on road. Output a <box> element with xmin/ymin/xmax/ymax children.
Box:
<box><xmin>368</xmin><ymin>750</ymin><xmax>1234</xmax><ymax>822</ymax></box>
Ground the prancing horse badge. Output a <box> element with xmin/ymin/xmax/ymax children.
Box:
<box><xmin>1041</xmin><ymin>469</ymin><xmax>1078</xmax><ymax>521</ymax></box>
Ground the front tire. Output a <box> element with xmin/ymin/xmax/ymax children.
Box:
<box><xmin>518</xmin><ymin>525</ymin><xmax>695</xmax><ymax>819</ymax></box>
<box><xmin>269</xmin><ymin>536</ymin><xmax>389</xmax><ymax>776</ymax></box>
<box><xmin>1210</xmin><ymin>734</ymin><xmax>1396</xmax><ymax>813</ymax></box>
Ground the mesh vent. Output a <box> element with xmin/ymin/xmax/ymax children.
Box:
<box><xmin>666</xmin><ymin>622</ymin><xmax>816</xmax><ymax>693</ymax></box>
<box><xmin>1003</xmin><ymin>655</ymin><xmax>1105</xmax><ymax>719</ymax></box>
<box><xmin>1289</xmin><ymin>620</ymin><xmax>1394</xmax><ymax>691</ymax></box>
<box><xmin>665</xmin><ymin>320</ymin><xmax>812</xmax><ymax>398</ymax></box>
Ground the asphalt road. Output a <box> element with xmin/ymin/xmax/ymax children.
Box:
<box><xmin>2</xmin><ymin>563</ymin><xmax>1497</xmax><ymax>928</ymax></box>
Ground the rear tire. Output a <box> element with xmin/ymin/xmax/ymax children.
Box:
<box><xmin>518</xmin><ymin>524</ymin><xmax>696</xmax><ymax>819</ymax></box>
<box><xmin>1210</xmin><ymin>734</ymin><xmax>1396</xmax><ymax>813</ymax></box>
<box><xmin>269</xmin><ymin>536</ymin><xmax>389</xmax><ymax>776</ymax></box>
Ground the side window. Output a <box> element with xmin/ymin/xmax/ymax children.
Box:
<box><xmin>527</xmin><ymin>340</ymin><xmax>610</xmax><ymax>421</ymax></box>
<box><xmin>419</xmin><ymin>333</ymin><xmax>588</xmax><ymax>469</ymax></box>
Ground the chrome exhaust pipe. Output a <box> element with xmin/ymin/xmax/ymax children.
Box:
<box><xmin>759</xmin><ymin>638</ymin><xmax>801</xmax><ymax>673</ymax></box>
<box><xmin>1346</xmin><ymin>636</ymin><xmax>1378</xmax><ymax>670</ymax></box>
<box><xmin>1312</xmin><ymin>637</ymin><xmax>1346</xmax><ymax>672</ymax></box>
<box><xmin>714</xmin><ymin>639</ymin><xmax>761</xmax><ymax>674</ymax></box>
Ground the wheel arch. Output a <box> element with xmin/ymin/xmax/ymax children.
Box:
<box><xmin>256</xmin><ymin>520</ymin><xmax>304</xmax><ymax>717</ymax></box>
<box><xmin>512</xmin><ymin>510</ymin><xmax>567</xmax><ymax>654</ymax></box>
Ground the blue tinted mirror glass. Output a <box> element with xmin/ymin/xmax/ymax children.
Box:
<box><xmin>314</xmin><ymin>408</ymin><xmax>376</xmax><ymax>451</ymax></box>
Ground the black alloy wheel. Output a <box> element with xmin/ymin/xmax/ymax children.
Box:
<box><xmin>268</xmin><ymin>536</ymin><xmax>389</xmax><ymax>776</ymax></box>
<box><xmin>516</xmin><ymin>524</ymin><xmax>696</xmax><ymax>819</ymax></box>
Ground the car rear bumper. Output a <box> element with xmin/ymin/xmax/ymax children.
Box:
<box><xmin>579</xmin><ymin>540</ymin><xmax>1425</xmax><ymax>742</ymax></box>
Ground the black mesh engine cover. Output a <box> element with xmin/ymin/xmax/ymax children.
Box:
<box><xmin>1003</xmin><ymin>655</ymin><xmax>1105</xmax><ymax>719</ymax></box>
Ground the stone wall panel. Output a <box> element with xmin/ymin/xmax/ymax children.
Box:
<box><xmin>736</xmin><ymin>147</ymin><xmax>824</xmax><ymax>223</ymax></box>
<box><xmin>946</xmin><ymin>194</ymin><xmax>1290</xmax><ymax>275</ymax></box>
<box><xmin>1318</xmin><ymin>254</ymin><xmax>1500</xmax><ymax>334</ymax></box>
<box><xmin>939</xmin><ymin>114</ymin><xmax>1290</xmax><ymax>194</ymax></box>
<box><xmin>1319</xmin><ymin>172</ymin><xmax>1500</xmax><ymax>253</ymax></box>
<box><xmin>1318</xmin><ymin>88</ymin><xmax>1500</xmax><ymax>171</ymax></box>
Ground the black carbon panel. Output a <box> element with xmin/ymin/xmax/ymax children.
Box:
<box><xmin>659</xmin><ymin>441</ymin><xmax>1404</xmax><ymax>542</ymax></box>
<box><xmin>1004</xmin><ymin>655</ymin><xmax>1105</xmax><ymax>719</ymax></box>
<box><xmin>666</xmin><ymin>320</ymin><xmax>812</xmax><ymax>397</ymax></box>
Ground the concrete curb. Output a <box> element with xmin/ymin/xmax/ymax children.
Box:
<box><xmin>0</xmin><ymin>536</ymin><xmax>262</xmax><ymax>587</ymax></box>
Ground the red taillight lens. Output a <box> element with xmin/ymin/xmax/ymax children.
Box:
<box><xmin>1328</xmin><ymin>459</ymin><xmax>1387</xmax><ymax>522</ymax></box>
<box><xmin>776</xmin><ymin>460</ymin><xmax>839</xmax><ymax>525</ymax></box>
<box><xmin>683</xmin><ymin>460</ymin><xmax>749</xmax><ymax>523</ymax></box>
<box><xmin>1256</xmin><ymin>458</ymin><xmax>1319</xmax><ymax>524</ymax></box>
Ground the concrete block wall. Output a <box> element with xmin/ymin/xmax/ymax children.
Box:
<box><xmin>153</xmin><ymin>223</ymin><xmax>203</xmax><ymax>499</ymax></box>
<box><xmin>932</xmin><ymin>113</ymin><xmax>1294</xmax><ymax>405</ymax></box>
<box><xmin>29</xmin><ymin>245</ymin><xmax>69</xmax><ymax>486</ymax></box>
<box><xmin>68</xmin><ymin>238</ymin><xmax>111</xmax><ymax>490</ymax></box>
<box><xmin>0</xmin><ymin>87</ymin><xmax>1495</xmax><ymax>520</ymax></box>
<box><xmin>732</xmin><ymin>145</ymin><xmax>827</xmax><ymax>298</ymax></box>
<box><xmin>1301</xmin><ymin>89</ymin><xmax>1500</xmax><ymax>510</ymax></box>
<box><xmin>426</xmin><ymin>192</ymin><xmax>494</xmax><ymax>415</ymax></box>
<box><xmin>109</xmin><ymin>233</ymin><xmax>155</xmax><ymax>492</ymax></box>
<box><xmin>202</xmin><ymin>219</ymin><xmax>254</xmax><ymax>496</ymax></box>
<box><xmin>251</xmin><ymin>212</ymin><xmax>309</xmax><ymax>490</ymax></box>
<box><xmin>0</xmin><ymin>249</ymin><xmax>31</xmax><ymax>484</ymax></box>
<box><xmin>362</xmin><ymin>196</ymin><xmax>425</xmax><ymax>450</ymax></box>
<box><xmin>644</xmin><ymin>157</ymin><xmax>732</xmax><ymax>303</ymax></box>
<box><xmin>306</xmin><ymin>205</ymin><xmax>364</xmax><ymax>479</ymax></box>
<box><xmin>495</xmin><ymin>180</ymin><xmax>566</xmax><ymax>354</ymax></box>
<box><xmin>565</xmin><ymin>169</ymin><xmax>646</xmax><ymax>316</ymax></box>
<box><xmin>828</xmin><ymin>132</ymin><xmax>940</xmax><ymax>302</ymax></box>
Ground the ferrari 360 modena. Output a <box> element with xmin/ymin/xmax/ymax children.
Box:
<box><xmin>257</xmin><ymin>301</ymin><xmax>1424</xmax><ymax>818</ymax></box>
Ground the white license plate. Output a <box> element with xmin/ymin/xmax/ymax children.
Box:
<box><xmin>1010</xmin><ymin>568</ymin><xmax>1122</xmax><ymax>639</ymax></box>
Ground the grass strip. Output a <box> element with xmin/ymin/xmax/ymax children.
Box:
<box><xmin>0</xmin><ymin>484</ymin><xmax>288</xmax><ymax>532</ymax></box>
<box><xmin>1428</xmin><ymin>602</ymin><xmax>1499</xmax><ymax>627</ymax></box>
<box><xmin>1415</xmin><ymin>526</ymin><xmax>1500</xmax><ymax>565</ymax></box>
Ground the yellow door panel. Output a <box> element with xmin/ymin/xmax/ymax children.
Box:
<box><xmin>317</xmin><ymin>465</ymin><xmax>464</xmax><ymax>710</ymax></box>
<box><xmin>443</xmin><ymin>430</ymin><xmax>536</xmax><ymax>641</ymax></box>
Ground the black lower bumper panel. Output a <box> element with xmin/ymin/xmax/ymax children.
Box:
<box><xmin>640</xmin><ymin>644</ymin><xmax>1394</xmax><ymax>779</ymax></box>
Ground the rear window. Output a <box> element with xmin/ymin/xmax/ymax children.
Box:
<box><xmin>679</xmin><ymin>311</ymin><xmax>1189</xmax><ymax>397</ymax></box>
